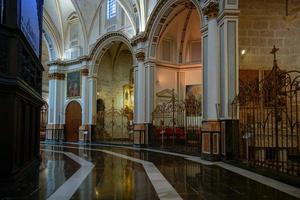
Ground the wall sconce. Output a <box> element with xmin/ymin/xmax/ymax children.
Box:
<box><xmin>241</xmin><ymin>49</ymin><xmax>247</xmax><ymax>56</ymax></box>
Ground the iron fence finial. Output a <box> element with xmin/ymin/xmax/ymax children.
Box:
<box><xmin>270</xmin><ymin>45</ymin><xmax>279</xmax><ymax>61</ymax></box>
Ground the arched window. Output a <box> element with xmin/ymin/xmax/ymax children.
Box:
<box><xmin>107</xmin><ymin>0</ymin><xmax>116</xmax><ymax>19</ymax></box>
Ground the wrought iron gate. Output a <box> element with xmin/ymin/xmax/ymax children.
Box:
<box><xmin>232</xmin><ymin>46</ymin><xmax>300</xmax><ymax>176</ymax></box>
<box><xmin>151</xmin><ymin>90</ymin><xmax>202</xmax><ymax>155</ymax></box>
<box><xmin>95</xmin><ymin>100</ymin><xmax>134</xmax><ymax>144</ymax></box>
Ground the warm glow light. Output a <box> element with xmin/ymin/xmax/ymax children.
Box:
<box><xmin>241</xmin><ymin>49</ymin><xmax>247</xmax><ymax>55</ymax></box>
<box><xmin>97</xmin><ymin>92</ymin><xmax>100</xmax><ymax>96</ymax></box>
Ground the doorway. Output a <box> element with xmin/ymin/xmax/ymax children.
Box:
<box><xmin>65</xmin><ymin>101</ymin><xmax>82</xmax><ymax>142</ymax></box>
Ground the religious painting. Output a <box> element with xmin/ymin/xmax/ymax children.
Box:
<box><xmin>186</xmin><ymin>84</ymin><xmax>202</xmax><ymax>101</ymax></box>
<box><xmin>67</xmin><ymin>71</ymin><xmax>81</xmax><ymax>98</ymax></box>
<box><xmin>186</xmin><ymin>84</ymin><xmax>202</xmax><ymax>116</ymax></box>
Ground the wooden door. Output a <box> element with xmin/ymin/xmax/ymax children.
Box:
<box><xmin>65</xmin><ymin>101</ymin><xmax>82</xmax><ymax>142</ymax></box>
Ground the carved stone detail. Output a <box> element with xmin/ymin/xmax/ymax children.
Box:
<box><xmin>81</xmin><ymin>68</ymin><xmax>89</xmax><ymax>76</ymax></box>
<box><xmin>48</xmin><ymin>73</ymin><xmax>65</xmax><ymax>80</ymax></box>
<box><xmin>135</xmin><ymin>51</ymin><xmax>145</xmax><ymax>62</ymax></box>
<box><xmin>203</xmin><ymin>1</ymin><xmax>219</xmax><ymax>19</ymax></box>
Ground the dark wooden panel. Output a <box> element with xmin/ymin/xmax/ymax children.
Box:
<box><xmin>65</xmin><ymin>101</ymin><xmax>82</xmax><ymax>142</ymax></box>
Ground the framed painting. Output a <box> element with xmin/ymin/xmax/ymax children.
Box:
<box><xmin>67</xmin><ymin>71</ymin><xmax>81</xmax><ymax>98</ymax></box>
<box><xmin>186</xmin><ymin>84</ymin><xmax>202</xmax><ymax>101</ymax></box>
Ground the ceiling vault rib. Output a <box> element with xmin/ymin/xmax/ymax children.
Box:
<box><xmin>179</xmin><ymin>8</ymin><xmax>192</xmax><ymax>63</ymax></box>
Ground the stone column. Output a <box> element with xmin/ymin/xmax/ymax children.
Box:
<box><xmin>79</xmin><ymin>68</ymin><xmax>89</xmax><ymax>142</ymax></box>
<box><xmin>218</xmin><ymin>4</ymin><xmax>239</xmax><ymax>159</ymax></box>
<box><xmin>201</xmin><ymin>1</ymin><xmax>221</xmax><ymax>161</ymax></box>
<box><xmin>46</xmin><ymin>72</ymin><xmax>65</xmax><ymax>141</ymax></box>
<box><xmin>135</xmin><ymin>51</ymin><xmax>146</xmax><ymax>123</ymax></box>
<box><xmin>133</xmin><ymin>51</ymin><xmax>148</xmax><ymax>146</ymax></box>
<box><xmin>88</xmin><ymin>76</ymin><xmax>97</xmax><ymax>141</ymax></box>
<box><xmin>145</xmin><ymin>61</ymin><xmax>155</xmax><ymax>123</ymax></box>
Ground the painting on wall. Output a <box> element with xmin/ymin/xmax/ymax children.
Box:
<box><xmin>186</xmin><ymin>84</ymin><xmax>202</xmax><ymax>116</ymax></box>
<box><xmin>67</xmin><ymin>71</ymin><xmax>81</xmax><ymax>98</ymax></box>
<box><xmin>186</xmin><ymin>84</ymin><xmax>202</xmax><ymax>100</ymax></box>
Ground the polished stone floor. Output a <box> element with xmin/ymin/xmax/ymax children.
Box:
<box><xmin>32</xmin><ymin>143</ymin><xmax>300</xmax><ymax>200</ymax></box>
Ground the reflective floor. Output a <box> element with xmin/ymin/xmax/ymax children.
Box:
<box><xmin>35</xmin><ymin>143</ymin><xmax>299</xmax><ymax>200</ymax></box>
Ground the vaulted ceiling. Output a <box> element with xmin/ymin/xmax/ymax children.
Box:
<box><xmin>42</xmin><ymin>0</ymin><xmax>144</xmax><ymax>59</ymax></box>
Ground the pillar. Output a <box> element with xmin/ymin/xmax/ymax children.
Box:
<box><xmin>46</xmin><ymin>72</ymin><xmax>65</xmax><ymax>141</ymax></box>
<box><xmin>88</xmin><ymin>76</ymin><xmax>97</xmax><ymax>141</ymax></box>
<box><xmin>133</xmin><ymin>51</ymin><xmax>148</xmax><ymax>146</ymax></box>
<box><xmin>201</xmin><ymin>1</ymin><xmax>221</xmax><ymax>161</ymax></box>
<box><xmin>218</xmin><ymin>2</ymin><xmax>239</xmax><ymax>159</ymax></box>
<box><xmin>145</xmin><ymin>61</ymin><xmax>155</xmax><ymax>123</ymax></box>
<box><xmin>79</xmin><ymin>68</ymin><xmax>89</xmax><ymax>142</ymax></box>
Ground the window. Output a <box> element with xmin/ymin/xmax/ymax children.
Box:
<box><xmin>106</xmin><ymin>0</ymin><xmax>116</xmax><ymax>19</ymax></box>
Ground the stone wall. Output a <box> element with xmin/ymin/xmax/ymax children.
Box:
<box><xmin>239</xmin><ymin>0</ymin><xmax>300</xmax><ymax>71</ymax></box>
<box><xmin>97</xmin><ymin>50</ymin><xmax>132</xmax><ymax>110</ymax></box>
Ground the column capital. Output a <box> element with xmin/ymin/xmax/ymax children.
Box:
<box><xmin>203</xmin><ymin>1</ymin><xmax>219</xmax><ymax>20</ymax></box>
<box><xmin>48</xmin><ymin>72</ymin><xmax>65</xmax><ymax>80</ymax></box>
<box><xmin>135</xmin><ymin>51</ymin><xmax>145</xmax><ymax>62</ymax></box>
<box><xmin>81</xmin><ymin>68</ymin><xmax>89</xmax><ymax>76</ymax></box>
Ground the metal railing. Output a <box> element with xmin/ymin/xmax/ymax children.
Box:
<box><xmin>232</xmin><ymin>46</ymin><xmax>300</xmax><ymax>176</ymax></box>
<box><xmin>151</xmin><ymin>90</ymin><xmax>202</xmax><ymax>155</ymax></box>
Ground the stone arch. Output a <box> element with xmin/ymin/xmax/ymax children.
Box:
<box><xmin>89</xmin><ymin>31</ymin><xmax>135</xmax><ymax>76</ymax></box>
<box><xmin>144</xmin><ymin>0</ymin><xmax>205</xmax><ymax>60</ymax></box>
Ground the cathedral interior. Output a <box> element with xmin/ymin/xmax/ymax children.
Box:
<box><xmin>1</xmin><ymin>0</ymin><xmax>300</xmax><ymax>199</ymax></box>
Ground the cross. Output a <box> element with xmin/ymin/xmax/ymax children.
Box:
<box><xmin>270</xmin><ymin>45</ymin><xmax>279</xmax><ymax>61</ymax></box>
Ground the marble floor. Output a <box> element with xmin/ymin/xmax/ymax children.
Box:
<box><xmin>31</xmin><ymin>143</ymin><xmax>300</xmax><ymax>200</ymax></box>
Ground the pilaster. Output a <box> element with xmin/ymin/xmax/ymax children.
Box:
<box><xmin>46</xmin><ymin>71</ymin><xmax>65</xmax><ymax>141</ymax></box>
<box><xmin>201</xmin><ymin>1</ymin><xmax>222</xmax><ymax>160</ymax></box>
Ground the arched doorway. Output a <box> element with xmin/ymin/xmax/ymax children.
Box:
<box><xmin>93</xmin><ymin>41</ymin><xmax>134</xmax><ymax>144</ymax></box>
<box><xmin>147</xmin><ymin>0</ymin><xmax>203</xmax><ymax>154</ymax></box>
<box><xmin>65</xmin><ymin>101</ymin><xmax>82</xmax><ymax>142</ymax></box>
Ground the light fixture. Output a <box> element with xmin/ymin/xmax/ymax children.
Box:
<box><xmin>241</xmin><ymin>49</ymin><xmax>247</xmax><ymax>56</ymax></box>
<box><xmin>97</xmin><ymin>92</ymin><xmax>100</xmax><ymax>96</ymax></box>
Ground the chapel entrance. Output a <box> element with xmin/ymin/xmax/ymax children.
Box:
<box><xmin>65</xmin><ymin>101</ymin><xmax>82</xmax><ymax>142</ymax></box>
<box><xmin>150</xmin><ymin>0</ymin><xmax>203</xmax><ymax>155</ymax></box>
<box><xmin>94</xmin><ymin>41</ymin><xmax>134</xmax><ymax>144</ymax></box>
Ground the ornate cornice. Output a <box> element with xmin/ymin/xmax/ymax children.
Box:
<box><xmin>47</xmin><ymin>56</ymin><xmax>89</xmax><ymax>67</ymax></box>
<box><xmin>135</xmin><ymin>51</ymin><xmax>145</xmax><ymax>62</ymax></box>
<box><xmin>203</xmin><ymin>1</ymin><xmax>219</xmax><ymax>19</ymax></box>
<box><xmin>81</xmin><ymin>68</ymin><xmax>89</xmax><ymax>76</ymax></box>
<box><xmin>48</xmin><ymin>72</ymin><xmax>65</xmax><ymax>80</ymax></box>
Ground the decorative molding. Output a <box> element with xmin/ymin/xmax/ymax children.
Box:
<box><xmin>81</xmin><ymin>68</ymin><xmax>89</xmax><ymax>76</ymax></box>
<box><xmin>48</xmin><ymin>72</ymin><xmax>65</xmax><ymax>80</ymax></box>
<box><xmin>135</xmin><ymin>51</ymin><xmax>145</xmax><ymax>62</ymax></box>
<box><xmin>47</xmin><ymin>56</ymin><xmax>89</xmax><ymax>67</ymax></box>
<box><xmin>0</xmin><ymin>34</ymin><xmax>8</xmax><ymax>73</ymax></box>
<box><xmin>18</xmin><ymin>44</ymin><xmax>43</xmax><ymax>93</ymax></box>
<box><xmin>203</xmin><ymin>1</ymin><xmax>219</xmax><ymax>19</ymax></box>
